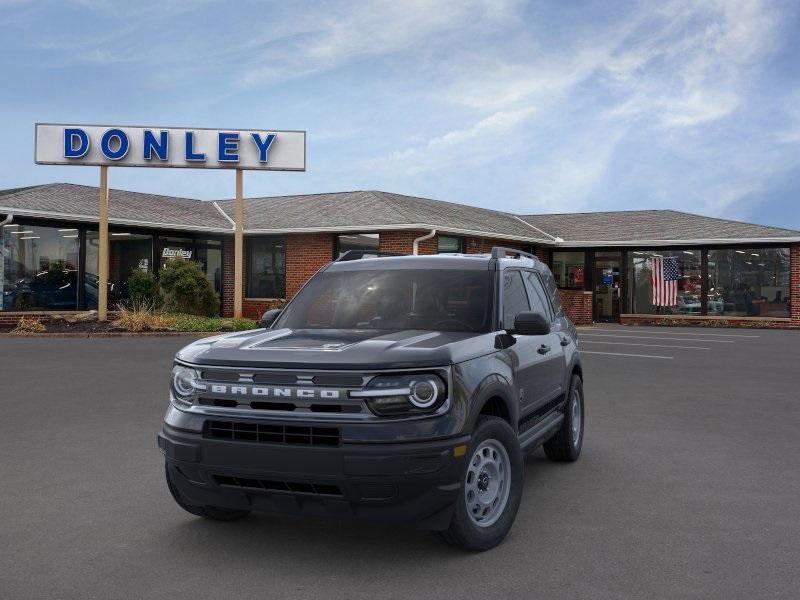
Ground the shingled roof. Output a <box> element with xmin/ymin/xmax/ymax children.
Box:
<box><xmin>519</xmin><ymin>210</ymin><xmax>800</xmax><ymax>244</ymax></box>
<box><xmin>1</xmin><ymin>183</ymin><xmax>798</xmax><ymax>244</ymax></box>
<box><xmin>215</xmin><ymin>190</ymin><xmax>548</xmax><ymax>241</ymax></box>
<box><xmin>0</xmin><ymin>183</ymin><xmax>230</xmax><ymax>232</ymax></box>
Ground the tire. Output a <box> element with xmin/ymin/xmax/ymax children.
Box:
<box><xmin>543</xmin><ymin>374</ymin><xmax>584</xmax><ymax>462</ymax></box>
<box><xmin>437</xmin><ymin>416</ymin><xmax>523</xmax><ymax>551</ymax></box>
<box><xmin>165</xmin><ymin>464</ymin><xmax>250</xmax><ymax>522</ymax></box>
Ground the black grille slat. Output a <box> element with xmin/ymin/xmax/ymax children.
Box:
<box><xmin>206</xmin><ymin>420</ymin><xmax>341</xmax><ymax>446</ymax></box>
<box><xmin>213</xmin><ymin>475</ymin><xmax>343</xmax><ymax>497</ymax></box>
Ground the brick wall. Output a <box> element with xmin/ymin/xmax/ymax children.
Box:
<box><xmin>559</xmin><ymin>290</ymin><xmax>593</xmax><ymax>325</ymax></box>
<box><xmin>285</xmin><ymin>234</ymin><xmax>335</xmax><ymax>297</ymax></box>
<box><xmin>221</xmin><ymin>237</ymin><xmax>235</xmax><ymax>317</ymax></box>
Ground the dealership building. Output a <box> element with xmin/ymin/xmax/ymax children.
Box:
<box><xmin>1</xmin><ymin>182</ymin><xmax>799</xmax><ymax>328</ymax></box>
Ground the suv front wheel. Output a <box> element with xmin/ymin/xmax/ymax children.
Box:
<box><xmin>438</xmin><ymin>416</ymin><xmax>523</xmax><ymax>551</ymax></box>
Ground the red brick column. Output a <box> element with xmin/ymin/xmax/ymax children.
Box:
<box><xmin>534</xmin><ymin>247</ymin><xmax>549</xmax><ymax>266</ymax></box>
<box><xmin>791</xmin><ymin>244</ymin><xmax>800</xmax><ymax>325</ymax></box>
<box><xmin>221</xmin><ymin>237</ymin><xmax>235</xmax><ymax>317</ymax></box>
<box><xmin>285</xmin><ymin>233</ymin><xmax>335</xmax><ymax>297</ymax></box>
<box><xmin>559</xmin><ymin>290</ymin><xmax>593</xmax><ymax>325</ymax></box>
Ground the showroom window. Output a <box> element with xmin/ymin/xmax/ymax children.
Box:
<box><xmin>247</xmin><ymin>236</ymin><xmax>285</xmax><ymax>298</ymax></box>
<box><xmin>707</xmin><ymin>248</ymin><xmax>790</xmax><ymax>318</ymax></box>
<box><xmin>628</xmin><ymin>249</ymin><xmax>702</xmax><ymax>315</ymax></box>
<box><xmin>337</xmin><ymin>233</ymin><xmax>378</xmax><ymax>258</ymax></box>
<box><xmin>196</xmin><ymin>239</ymin><xmax>223</xmax><ymax>295</ymax></box>
<box><xmin>1</xmin><ymin>223</ymin><xmax>80</xmax><ymax>311</ymax></box>
<box><xmin>437</xmin><ymin>235</ymin><xmax>464</xmax><ymax>254</ymax></box>
<box><xmin>85</xmin><ymin>230</ymin><xmax>154</xmax><ymax>309</ymax></box>
<box><xmin>551</xmin><ymin>251</ymin><xmax>585</xmax><ymax>289</ymax></box>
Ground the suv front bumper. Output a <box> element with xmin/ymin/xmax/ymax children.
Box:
<box><xmin>158</xmin><ymin>424</ymin><xmax>470</xmax><ymax>530</ymax></box>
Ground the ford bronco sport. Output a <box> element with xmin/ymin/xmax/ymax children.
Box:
<box><xmin>158</xmin><ymin>247</ymin><xmax>584</xmax><ymax>551</ymax></box>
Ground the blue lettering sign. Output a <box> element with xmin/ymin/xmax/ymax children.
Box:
<box><xmin>100</xmin><ymin>128</ymin><xmax>129</xmax><ymax>160</ymax></box>
<box><xmin>64</xmin><ymin>128</ymin><xmax>89</xmax><ymax>158</ymax></box>
<box><xmin>251</xmin><ymin>133</ymin><xmax>276</xmax><ymax>163</ymax></box>
<box><xmin>218</xmin><ymin>132</ymin><xmax>239</xmax><ymax>162</ymax></box>
<box><xmin>185</xmin><ymin>131</ymin><xmax>205</xmax><ymax>161</ymax></box>
<box><xmin>143</xmin><ymin>130</ymin><xmax>168</xmax><ymax>160</ymax></box>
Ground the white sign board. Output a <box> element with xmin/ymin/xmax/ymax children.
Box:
<box><xmin>34</xmin><ymin>123</ymin><xmax>306</xmax><ymax>171</ymax></box>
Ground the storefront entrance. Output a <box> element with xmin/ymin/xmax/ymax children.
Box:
<box><xmin>593</xmin><ymin>251</ymin><xmax>622</xmax><ymax>322</ymax></box>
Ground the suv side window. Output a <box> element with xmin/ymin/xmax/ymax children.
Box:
<box><xmin>542</xmin><ymin>270</ymin><xmax>565</xmax><ymax>317</ymax></box>
<box><xmin>523</xmin><ymin>271</ymin><xmax>553</xmax><ymax>321</ymax></box>
<box><xmin>502</xmin><ymin>270</ymin><xmax>531</xmax><ymax>330</ymax></box>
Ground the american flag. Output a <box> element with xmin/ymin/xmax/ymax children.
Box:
<box><xmin>651</xmin><ymin>256</ymin><xmax>679</xmax><ymax>306</ymax></box>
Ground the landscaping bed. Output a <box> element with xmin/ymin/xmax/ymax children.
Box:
<box><xmin>1</xmin><ymin>312</ymin><xmax>259</xmax><ymax>335</ymax></box>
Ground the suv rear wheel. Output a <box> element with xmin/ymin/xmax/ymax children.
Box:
<box><xmin>165</xmin><ymin>464</ymin><xmax>250</xmax><ymax>521</ymax></box>
<box><xmin>543</xmin><ymin>374</ymin><xmax>584</xmax><ymax>462</ymax></box>
<box><xmin>438</xmin><ymin>416</ymin><xmax>523</xmax><ymax>551</ymax></box>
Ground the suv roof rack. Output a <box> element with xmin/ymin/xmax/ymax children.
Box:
<box><xmin>490</xmin><ymin>246</ymin><xmax>537</xmax><ymax>261</ymax></box>
<box><xmin>335</xmin><ymin>250</ymin><xmax>404</xmax><ymax>262</ymax></box>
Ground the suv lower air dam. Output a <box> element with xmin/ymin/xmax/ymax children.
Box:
<box><xmin>159</xmin><ymin>247</ymin><xmax>585</xmax><ymax>551</ymax></box>
<box><xmin>205</xmin><ymin>420</ymin><xmax>341</xmax><ymax>446</ymax></box>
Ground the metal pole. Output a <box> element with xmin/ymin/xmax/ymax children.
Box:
<box><xmin>234</xmin><ymin>168</ymin><xmax>244</xmax><ymax>319</ymax></box>
<box><xmin>98</xmin><ymin>166</ymin><xmax>109</xmax><ymax>321</ymax></box>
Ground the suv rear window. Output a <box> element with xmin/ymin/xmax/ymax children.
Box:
<box><xmin>276</xmin><ymin>269</ymin><xmax>494</xmax><ymax>333</ymax></box>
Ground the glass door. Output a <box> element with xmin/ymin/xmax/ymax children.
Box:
<box><xmin>593</xmin><ymin>251</ymin><xmax>622</xmax><ymax>322</ymax></box>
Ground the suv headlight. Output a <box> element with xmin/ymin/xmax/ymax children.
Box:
<box><xmin>352</xmin><ymin>373</ymin><xmax>447</xmax><ymax>416</ymax></box>
<box><xmin>171</xmin><ymin>364</ymin><xmax>202</xmax><ymax>404</ymax></box>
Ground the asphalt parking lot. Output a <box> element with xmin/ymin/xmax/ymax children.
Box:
<box><xmin>1</xmin><ymin>326</ymin><xmax>799</xmax><ymax>600</ymax></box>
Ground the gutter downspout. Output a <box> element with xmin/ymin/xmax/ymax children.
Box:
<box><xmin>0</xmin><ymin>213</ymin><xmax>12</xmax><ymax>227</ymax></box>
<box><xmin>412</xmin><ymin>228</ymin><xmax>436</xmax><ymax>255</ymax></box>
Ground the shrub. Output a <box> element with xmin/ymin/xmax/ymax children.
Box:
<box><xmin>159</xmin><ymin>259</ymin><xmax>219</xmax><ymax>317</ymax></box>
<box><xmin>127</xmin><ymin>269</ymin><xmax>162</xmax><ymax>308</ymax></box>
<box><xmin>11</xmin><ymin>317</ymin><xmax>46</xmax><ymax>334</ymax></box>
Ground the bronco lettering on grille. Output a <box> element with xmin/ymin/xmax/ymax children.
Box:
<box><xmin>208</xmin><ymin>385</ymin><xmax>341</xmax><ymax>400</ymax></box>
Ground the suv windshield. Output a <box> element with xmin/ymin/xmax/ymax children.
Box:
<box><xmin>275</xmin><ymin>269</ymin><xmax>493</xmax><ymax>333</ymax></box>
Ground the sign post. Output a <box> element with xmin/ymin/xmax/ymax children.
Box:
<box><xmin>234</xmin><ymin>169</ymin><xmax>244</xmax><ymax>319</ymax></box>
<box><xmin>98</xmin><ymin>166</ymin><xmax>109</xmax><ymax>320</ymax></box>
<box><xmin>34</xmin><ymin>123</ymin><xmax>306</xmax><ymax>321</ymax></box>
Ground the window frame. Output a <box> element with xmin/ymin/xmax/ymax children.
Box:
<box><xmin>437</xmin><ymin>235</ymin><xmax>465</xmax><ymax>254</ymax></box>
<box><xmin>245</xmin><ymin>235</ymin><xmax>286</xmax><ymax>299</ymax></box>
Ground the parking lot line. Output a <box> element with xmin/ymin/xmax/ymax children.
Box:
<box><xmin>581</xmin><ymin>340</ymin><xmax>710</xmax><ymax>350</ymax></box>
<box><xmin>590</xmin><ymin>328</ymin><xmax>759</xmax><ymax>338</ymax></box>
<box><xmin>580</xmin><ymin>350</ymin><xmax>674</xmax><ymax>359</ymax></box>
<box><xmin>580</xmin><ymin>333</ymin><xmax>734</xmax><ymax>343</ymax></box>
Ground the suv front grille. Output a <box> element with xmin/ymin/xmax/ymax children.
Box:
<box><xmin>213</xmin><ymin>475</ymin><xmax>343</xmax><ymax>497</ymax></box>
<box><xmin>205</xmin><ymin>420</ymin><xmax>341</xmax><ymax>446</ymax></box>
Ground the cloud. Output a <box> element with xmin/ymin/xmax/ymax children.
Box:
<box><xmin>374</xmin><ymin>106</ymin><xmax>536</xmax><ymax>175</ymax></box>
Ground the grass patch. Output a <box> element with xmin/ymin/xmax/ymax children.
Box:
<box><xmin>113</xmin><ymin>306</ymin><xmax>258</xmax><ymax>333</ymax></box>
<box><xmin>169</xmin><ymin>315</ymin><xmax>258</xmax><ymax>332</ymax></box>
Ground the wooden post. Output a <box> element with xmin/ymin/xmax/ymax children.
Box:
<box><xmin>98</xmin><ymin>166</ymin><xmax>109</xmax><ymax>321</ymax></box>
<box><xmin>234</xmin><ymin>169</ymin><xmax>244</xmax><ymax>319</ymax></box>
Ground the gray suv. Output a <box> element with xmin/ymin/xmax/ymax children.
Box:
<box><xmin>158</xmin><ymin>247</ymin><xmax>584</xmax><ymax>551</ymax></box>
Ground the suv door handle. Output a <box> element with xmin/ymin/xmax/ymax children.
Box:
<box><xmin>537</xmin><ymin>344</ymin><xmax>551</xmax><ymax>355</ymax></box>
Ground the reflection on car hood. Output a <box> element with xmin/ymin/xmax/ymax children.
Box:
<box><xmin>176</xmin><ymin>328</ymin><xmax>497</xmax><ymax>369</ymax></box>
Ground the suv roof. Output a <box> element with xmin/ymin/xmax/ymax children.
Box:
<box><xmin>327</xmin><ymin>247</ymin><xmax>542</xmax><ymax>272</ymax></box>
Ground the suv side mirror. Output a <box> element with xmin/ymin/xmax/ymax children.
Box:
<box><xmin>512</xmin><ymin>311</ymin><xmax>550</xmax><ymax>336</ymax></box>
<box><xmin>259</xmin><ymin>309</ymin><xmax>283</xmax><ymax>329</ymax></box>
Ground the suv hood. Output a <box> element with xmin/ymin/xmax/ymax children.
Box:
<box><xmin>176</xmin><ymin>327</ymin><xmax>496</xmax><ymax>370</ymax></box>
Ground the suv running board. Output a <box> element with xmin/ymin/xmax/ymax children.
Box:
<box><xmin>519</xmin><ymin>411</ymin><xmax>564</xmax><ymax>453</ymax></box>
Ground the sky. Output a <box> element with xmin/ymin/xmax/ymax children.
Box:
<box><xmin>1</xmin><ymin>0</ymin><xmax>799</xmax><ymax>229</ymax></box>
